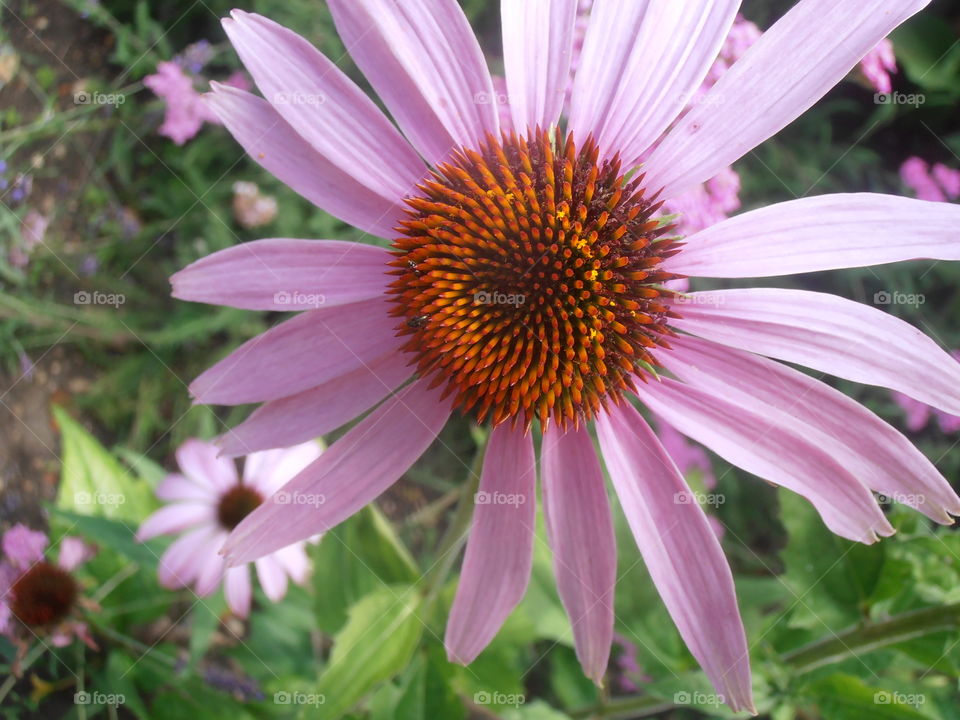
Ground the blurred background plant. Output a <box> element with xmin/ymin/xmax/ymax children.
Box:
<box><xmin>1</xmin><ymin>0</ymin><xmax>959</xmax><ymax>718</ymax></box>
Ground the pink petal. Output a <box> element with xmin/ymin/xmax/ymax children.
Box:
<box><xmin>572</xmin><ymin>0</ymin><xmax>740</xmax><ymax>164</ymax></box>
<box><xmin>222</xmin><ymin>379</ymin><xmax>451</xmax><ymax>565</ymax></box>
<box><xmin>57</xmin><ymin>537</ymin><xmax>95</xmax><ymax>572</ymax></box>
<box><xmin>273</xmin><ymin>544</ymin><xmax>311</xmax><ymax>585</ymax></box>
<box><xmin>667</xmin><ymin>193</ymin><xmax>960</xmax><ymax>277</ymax></box>
<box><xmin>2</xmin><ymin>524</ymin><xmax>48</xmax><ymax>567</ymax></box>
<box><xmin>175</xmin><ymin>438</ymin><xmax>238</xmax><ymax>492</ymax></box>
<box><xmin>446</xmin><ymin>424</ymin><xmax>536</xmax><ymax>665</ymax></box>
<box><xmin>136</xmin><ymin>503</ymin><xmax>215</xmax><ymax>542</ymax></box>
<box><xmin>222</xmin><ymin>11</ymin><xmax>425</xmax><ymax>202</ymax></box>
<box><xmin>637</xmin><ymin>377</ymin><xmax>893</xmax><ymax>543</ymax></box>
<box><xmin>672</xmin><ymin>289</ymin><xmax>960</xmax><ymax>417</ymax></box>
<box><xmin>194</xmin><ymin>533</ymin><xmax>229</xmax><ymax>596</ymax></box>
<box><xmin>171</xmin><ymin>239</ymin><xmax>392</xmax><ymax>311</ymax></box>
<box><xmin>328</xmin><ymin>0</ymin><xmax>498</xmax><ymax>165</ymax></box>
<box><xmin>157</xmin><ymin>526</ymin><xmax>218</xmax><ymax>589</ymax></box>
<box><xmin>255</xmin><ymin>555</ymin><xmax>289</xmax><ymax>602</ymax></box>
<box><xmin>189</xmin><ymin>298</ymin><xmax>401</xmax><ymax>406</ymax></box>
<box><xmin>204</xmin><ymin>85</ymin><xmax>407</xmax><ymax>238</ymax></box>
<box><xmin>595</xmin><ymin>402</ymin><xmax>754</xmax><ymax>713</ymax></box>
<box><xmin>644</xmin><ymin>0</ymin><xmax>931</xmax><ymax>199</ymax></box>
<box><xmin>663</xmin><ymin>336</ymin><xmax>960</xmax><ymax>524</ymax></box>
<box><xmin>502</xmin><ymin>0</ymin><xmax>578</xmax><ymax>132</ymax></box>
<box><xmin>541</xmin><ymin>425</ymin><xmax>616</xmax><ymax>685</ymax></box>
<box><xmin>224</xmin><ymin>565</ymin><xmax>252</xmax><ymax>617</ymax></box>
<box><xmin>243</xmin><ymin>441</ymin><xmax>324</xmax><ymax>497</ymax></box>
<box><xmin>155</xmin><ymin>473</ymin><xmax>217</xmax><ymax>503</ymax></box>
<box><xmin>218</xmin><ymin>350</ymin><xmax>412</xmax><ymax>456</ymax></box>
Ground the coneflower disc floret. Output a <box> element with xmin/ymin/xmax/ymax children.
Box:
<box><xmin>390</xmin><ymin>129</ymin><xmax>683</xmax><ymax>429</ymax></box>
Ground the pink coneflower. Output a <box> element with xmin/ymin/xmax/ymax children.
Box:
<box><xmin>0</xmin><ymin>524</ymin><xmax>97</xmax><ymax>654</ymax></box>
<box><xmin>172</xmin><ymin>1</ymin><xmax>960</xmax><ymax>711</ymax></box>
<box><xmin>137</xmin><ymin>439</ymin><xmax>320</xmax><ymax>617</ymax></box>
<box><xmin>859</xmin><ymin>38</ymin><xmax>898</xmax><ymax>94</ymax></box>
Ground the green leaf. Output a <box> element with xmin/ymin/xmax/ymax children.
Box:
<box><xmin>312</xmin><ymin>505</ymin><xmax>419</xmax><ymax>633</ymax></box>
<box><xmin>53</xmin><ymin>405</ymin><xmax>156</xmax><ymax>523</ymax></box>
<box><xmin>49</xmin><ymin>509</ymin><xmax>159</xmax><ymax>567</ymax></box>
<box><xmin>801</xmin><ymin>674</ymin><xmax>933</xmax><ymax>720</ymax></box>
<box><xmin>315</xmin><ymin>585</ymin><xmax>424</xmax><ymax>718</ymax></box>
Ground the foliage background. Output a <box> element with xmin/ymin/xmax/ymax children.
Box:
<box><xmin>0</xmin><ymin>0</ymin><xmax>959</xmax><ymax>718</ymax></box>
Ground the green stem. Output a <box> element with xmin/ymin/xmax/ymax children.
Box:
<box><xmin>571</xmin><ymin>603</ymin><xmax>960</xmax><ymax>719</ymax></box>
<box><xmin>420</xmin><ymin>430</ymin><xmax>488</xmax><ymax>606</ymax></box>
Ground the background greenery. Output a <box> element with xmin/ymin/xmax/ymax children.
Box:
<box><xmin>1</xmin><ymin>0</ymin><xmax>959</xmax><ymax>718</ymax></box>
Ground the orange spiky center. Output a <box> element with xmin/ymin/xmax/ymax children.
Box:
<box><xmin>389</xmin><ymin>129</ymin><xmax>684</xmax><ymax>430</ymax></box>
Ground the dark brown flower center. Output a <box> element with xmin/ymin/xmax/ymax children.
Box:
<box><xmin>217</xmin><ymin>485</ymin><xmax>264</xmax><ymax>530</ymax></box>
<box><xmin>10</xmin><ymin>561</ymin><xmax>78</xmax><ymax>628</ymax></box>
<box><xmin>389</xmin><ymin>129</ymin><xmax>683</xmax><ymax>429</ymax></box>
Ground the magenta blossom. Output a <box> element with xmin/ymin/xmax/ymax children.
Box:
<box><xmin>171</xmin><ymin>2</ymin><xmax>960</xmax><ymax>711</ymax></box>
<box><xmin>892</xmin><ymin>352</ymin><xmax>960</xmax><ymax>433</ymax></box>
<box><xmin>859</xmin><ymin>38</ymin><xmax>898</xmax><ymax>94</ymax></box>
<box><xmin>901</xmin><ymin>157</ymin><xmax>960</xmax><ymax>203</ymax></box>
<box><xmin>1</xmin><ymin>524</ymin><xmax>97</xmax><ymax>652</ymax></box>
<box><xmin>137</xmin><ymin>439</ymin><xmax>320</xmax><ymax>617</ymax></box>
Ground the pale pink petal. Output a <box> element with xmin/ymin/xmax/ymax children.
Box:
<box><xmin>663</xmin><ymin>336</ymin><xmax>960</xmax><ymax>524</ymax></box>
<box><xmin>171</xmin><ymin>239</ymin><xmax>392</xmax><ymax>311</ymax></box>
<box><xmin>204</xmin><ymin>85</ymin><xmax>407</xmax><ymax>238</ymax></box>
<box><xmin>666</xmin><ymin>193</ymin><xmax>960</xmax><ymax>277</ymax></box>
<box><xmin>194</xmin><ymin>534</ymin><xmax>229</xmax><ymax>596</ymax></box>
<box><xmin>155</xmin><ymin>473</ymin><xmax>217</xmax><ymax>503</ymax></box>
<box><xmin>157</xmin><ymin>526</ymin><xmax>218</xmax><ymax>589</ymax></box>
<box><xmin>222</xmin><ymin>379</ymin><xmax>451</xmax><ymax>565</ymax></box>
<box><xmin>57</xmin><ymin>537</ymin><xmax>95</xmax><ymax>572</ymax></box>
<box><xmin>136</xmin><ymin>503</ymin><xmax>215</xmax><ymax>542</ymax></box>
<box><xmin>672</xmin><ymin>289</ymin><xmax>960</xmax><ymax>417</ymax></box>
<box><xmin>255</xmin><ymin>556</ymin><xmax>289</xmax><ymax>602</ymax></box>
<box><xmin>541</xmin><ymin>425</ymin><xmax>615</xmax><ymax>685</ymax></box>
<box><xmin>2</xmin><ymin>524</ymin><xmax>48</xmax><ymax>567</ymax></box>
<box><xmin>272</xmin><ymin>544</ymin><xmax>311</xmax><ymax>585</ymax></box>
<box><xmin>243</xmin><ymin>441</ymin><xmax>324</xmax><ymax>497</ymax></box>
<box><xmin>446</xmin><ymin>424</ymin><xmax>536</xmax><ymax>665</ymax></box>
<box><xmin>175</xmin><ymin>438</ymin><xmax>238</xmax><ymax>492</ymax></box>
<box><xmin>502</xmin><ymin>0</ymin><xmax>578</xmax><ymax>132</ymax></box>
<box><xmin>219</xmin><ymin>350</ymin><xmax>413</xmax><ymax>456</ymax></box>
<box><xmin>637</xmin><ymin>377</ymin><xmax>893</xmax><ymax>543</ymax></box>
<box><xmin>189</xmin><ymin>298</ymin><xmax>401</xmax><ymax>406</ymax></box>
<box><xmin>595</xmin><ymin>402</ymin><xmax>754</xmax><ymax>713</ymax></box>
<box><xmin>222</xmin><ymin>11</ymin><xmax>425</xmax><ymax>201</ymax></box>
<box><xmin>224</xmin><ymin>565</ymin><xmax>252</xmax><ymax>617</ymax></box>
<box><xmin>572</xmin><ymin>0</ymin><xmax>740</xmax><ymax>164</ymax></box>
<box><xmin>644</xmin><ymin>0</ymin><xmax>931</xmax><ymax>199</ymax></box>
<box><xmin>328</xmin><ymin>0</ymin><xmax>498</xmax><ymax>165</ymax></box>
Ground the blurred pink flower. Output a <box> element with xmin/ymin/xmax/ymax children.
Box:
<box><xmin>144</xmin><ymin>62</ymin><xmax>250</xmax><ymax>145</ymax></box>
<box><xmin>892</xmin><ymin>352</ymin><xmax>960</xmax><ymax>433</ymax></box>
<box><xmin>860</xmin><ymin>38</ymin><xmax>897</xmax><ymax>94</ymax></box>
<box><xmin>900</xmin><ymin>157</ymin><xmax>960</xmax><ymax>203</ymax></box>
<box><xmin>0</xmin><ymin>524</ymin><xmax>97</xmax><ymax>650</ymax></box>
<box><xmin>137</xmin><ymin>439</ymin><xmax>321</xmax><ymax>617</ymax></box>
